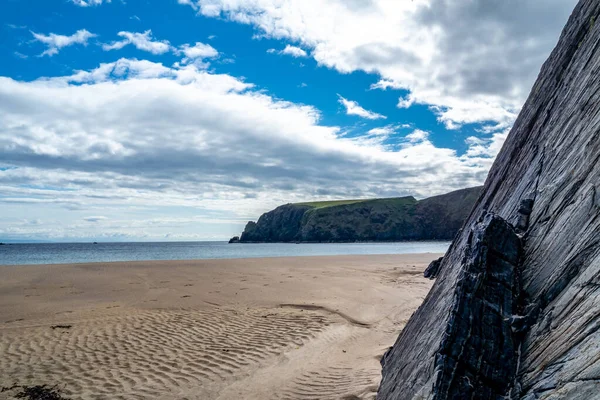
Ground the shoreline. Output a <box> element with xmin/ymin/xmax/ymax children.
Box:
<box><xmin>0</xmin><ymin>252</ymin><xmax>445</xmax><ymax>267</ymax></box>
<box><xmin>0</xmin><ymin>239</ymin><xmax>451</xmax><ymax>244</ymax></box>
<box><xmin>0</xmin><ymin>254</ymin><xmax>439</xmax><ymax>400</ymax></box>
<box><xmin>230</xmin><ymin>239</ymin><xmax>452</xmax><ymax>243</ymax></box>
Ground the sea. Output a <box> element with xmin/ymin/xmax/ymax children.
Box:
<box><xmin>0</xmin><ymin>241</ymin><xmax>450</xmax><ymax>265</ymax></box>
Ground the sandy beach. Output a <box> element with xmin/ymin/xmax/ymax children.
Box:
<box><xmin>0</xmin><ymin>254</ymin><xmax>437</xmax><ymax>400</ymax></box>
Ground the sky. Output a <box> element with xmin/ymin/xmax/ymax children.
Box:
<box><xmin>0</xmin><ymin>0</ymin><xmax>578</xmax><ymax>242</ymax></box>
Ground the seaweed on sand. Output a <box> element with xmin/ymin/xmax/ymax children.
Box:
<box><xmin>1</xmin><ymin>384</ymin><xmax>70</xmax><ymax>400</ymax></box>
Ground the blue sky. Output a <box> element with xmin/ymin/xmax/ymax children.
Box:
<box><xmin>0</xmin><ymin>0</ymin><xmax>577</xmax><ymax>241</ymax></box>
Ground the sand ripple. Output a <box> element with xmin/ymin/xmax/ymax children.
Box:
<box><xmin>279</xmin><ymin>367</ymin><xmax>377</xmax><ymax>400</ymax></box>
<box><xmin>0</xmin><ymin>307</ymin><xmax>332</xmax><ymax>399</ymax></box>
<box><xmin>0</xmin><ymin>255</ymin><xmax>436</xmax><ymax>399</ymax></box>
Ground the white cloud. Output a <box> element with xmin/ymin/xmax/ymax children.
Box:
<box><xmin>368</xmin><ymin>127</ymin><xmax>394</xmax><ymax>136</ymax></box>
<box><xmin>267</xmin><ymin>45</ymin><xmax>308</xmax><ymax>58</ymax></box>
<box><xmin>177</xmin><ymin>42</ymin><xmax>219</xmax><ymax>63</ymax></box>
<box><xmin>405</xmin><ymin>129</ymin><xmax>429</xmax><ymax>143</ymax></box>
<box><xmin>31</xmin><ymin>29</ymin><xmax>96</xmax><ymax>57</ymax></box>
<box><xmin>463</xmin><ymin>130</ymin><xmax>509</xmax><ymax>160</ymax></box>
<box><xmin>102</xmin><ymin>33</ymin><xmax>219</xmax><ymax>67</ymax></box>
<box><xmin>178</xmin><ymin>0</ymin><xmax>576</xmax><ymax>131</ymax></box>
<box><xmin>280</xmin><ymin>44</ymin><xmax>307</xmax><ymax>58</ymax></box>
<box><xmin>338</xmin><ymin>95</ymin><xmax>386</xmax><ymax>120</ymax></box>
<box><xmin>370</xmin><ymin>79</ymin><xmax>404</xmax><ymax>91</ymax></box>
<box><xmin>351</xmin><ymin>126</ymin><xmax>428</xmax><ymax>150</ymax></box>
<box><xmin>71</xmin><ymin>0</ymin><xmax>110</xmax><ymax>6</ymax></box>
<box><xmin>177</xmin><ymin>0</ymin><xmax>198</xmax><ymax>10</ymax></box>
<box><xmin>397</xmin><ymin>94</ymin><xmax>415</xmax><ymax>109</ymax></box>
<box><xmin>369</xmin><ymin>79</ymin><xmax>405</xmax><ymax>90</ymax></box>
<box><xmin>102</xmin><ymin>30</ymin><xmax>171</xmax><ymax>54</ymax></box>
<box><xmin>0</xmin><ymin>59</ymin><xmax>501</xmax><ymax>240</ymax></box>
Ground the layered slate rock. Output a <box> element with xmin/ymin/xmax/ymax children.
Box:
<box><xmin>381</xmin><ymin>213</ymin><xmax>522</xmax><ymax>399</ymax></box>
<box><xmin>379</xmin><ymin>0</ymin><xmax>600</xmax><ymax>399</ymax></box>
<box><xmin>431</xmin><ymin>213</ymin><xmax>521</xmax><ymax>398</ymax></box>
<box><xmin>423</xmin><ymin>257</ymin><xmax>443</xmax><ymax>280</ymax></box>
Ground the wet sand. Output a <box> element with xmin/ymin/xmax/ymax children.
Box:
<box><xmin>0</xmin><ymin>254</ymin><xmax>438</xmax><ymax>400</ymax></box>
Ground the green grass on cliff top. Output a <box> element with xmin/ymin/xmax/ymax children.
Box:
<box><xmin>294</xmin><ymin>199</ymin><xmax>366</xmax><ymax>208</ymax></box>
<box><xmin>294</xmin><ymin>196</ymin><xmax>416</xmax><ymax>209</ymax></box>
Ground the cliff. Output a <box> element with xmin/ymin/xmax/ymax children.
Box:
<box><xmin>378</xmin><ymin>1</ymin><xmax>600</xmax><ymax>399</ymax></box>
<box><xmin>238</xmin><ymin>187</ymin><xmax>481</xmax><ymax>243</ymax></box>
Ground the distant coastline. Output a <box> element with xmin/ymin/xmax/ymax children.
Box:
<box><xmin>234</xmin><ymin>187</ymin><xmax>481</xmax><ymax>244</ymax></box>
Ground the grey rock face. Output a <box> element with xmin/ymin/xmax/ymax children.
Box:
<box><xmin>381</xmin><ymin>213</ymin><xmax>522</xmax><ymax>399</ymax></box>
<box><xmin>423</xmin><ymin>257</ymin><xmax>443</xmax><ymax>279</ymax></box>
<box><xmin>432</xmin><ymin>213</ymin><xmax>521</xmax><ymax>399</ymax></box>
<box><xmin>378</xmin><ymin>0</ymin><xmax>600</xmax><ymax>399</ymax></box>
<box><xmin>240</xmin><ymin>204</ymin><xmax>313</xmax><ymax>242</ymax></box>
<box><xmin>228</xmin><ymin>236</ymin><xmax>240</xmax><ymax>243</ymax></box>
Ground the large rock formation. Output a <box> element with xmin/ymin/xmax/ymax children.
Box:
<box><xmin>238</xmin><ymin>187</ymin><xmax>481</xmax><ymax>243</ymax></box>
<box><xmin>379</xmin><ymin>1</ymin><xmax>600</xmax><ymax>399</ymax></box>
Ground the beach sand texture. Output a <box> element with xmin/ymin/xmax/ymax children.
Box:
<box><xmin>0</xmin><ymin>254</ymin><xmax>436</xmax><ymax>400</ymax></box>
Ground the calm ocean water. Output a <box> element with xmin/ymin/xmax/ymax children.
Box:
<box><xmin>0</xmin><ymin>241</ymin><xmax>450</xmax><ymax>265</ymax></box>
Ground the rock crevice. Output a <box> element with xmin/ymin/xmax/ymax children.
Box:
<box><xmin>382</xmin><ymin>213</ymin><xmax>523</xmax><ymax>399</ymax></box>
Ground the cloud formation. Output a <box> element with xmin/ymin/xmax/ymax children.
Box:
<box><xmin>338</xmin><ymin>95</ymin><xmax>386</xmax><ymax>120</ymax></box>
<box><xmin>178</xmin><ymin>0</ymin><xmax>576</xmax><ymax>131</ymax></box>
<box><xmin>71</xmin><ymin>0</ymin><xmax>110</xmax><ymax>6</ymax></box>
<box><xmin>31</xmin><ymin>29</ymin><xmax>96</xmax><ymax>56</ymax></box>
<box><xmin>178</xmin><ymin>42</ymin><xmax>218</xmax><ymax>59</ymax></box>
<box><xmin>267</xmin><ymin>45</ymin><xmax>308</xmax><ymax>58</ymax></box>
<box><xmin>0</xmin><ymin>56</ymin><xmax>502</xmax><ymax>241</ymax></box>
<box><xmin>280</xmin><ymin>44</ymin><xmax>308</xmax><ymax>58</ymax></box>
<box><xmin>101</xmin><ymin>33</ymin><xmax>218</xmax><ymax>69</ymax></box>
<box><xmin>102</xmin><ymin>30</ymin><xmax>171</xmax><ymax>54</ymax></box>
<box><xmin>0</xmin><ymin>57</ymin><xmax>496</xmax><ymax>237</ymax></box>
<box><xmin>177</xmin><ymin>42</ymin><xmax>219</xmax><ymax>67</ymax></box>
